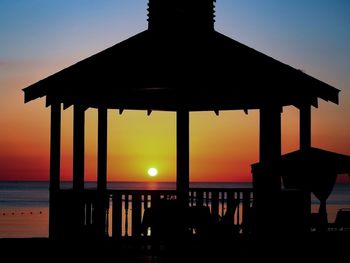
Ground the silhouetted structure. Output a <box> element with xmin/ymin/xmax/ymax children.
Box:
<box><xmin>253</xmin><ymin>147</ymin><xmax>350</xmax><ymax>232</ymax></box>
<box><xmin>23</xmin><ymin>0</ymin><xmax>345</xmax><ymax>241</ymax></box>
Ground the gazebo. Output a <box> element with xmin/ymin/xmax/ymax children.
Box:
<box><xmin>23</xmin><ymin>0</ymin><xmax>340</xmax><ymax>239</ymax></box>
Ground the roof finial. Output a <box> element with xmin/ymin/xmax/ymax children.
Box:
<box><xmin>148</xmin><ymin>0</ymin><xmax>216</xmax><ymax>33</ymax></box>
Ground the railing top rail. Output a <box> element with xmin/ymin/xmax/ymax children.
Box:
<box><xmin>189</xmin><ymin>188</ymin><xmax>253</xmax><ymax>193</ymax></box>
<box><xmin>106</xmin><ymin>189</ymin><xmax>177</xmax><ymax>195</ymax></box>
<box><xmin>106</xmin><ymin>188</ymin><xmax>253</xmax><ymax>195</ymax></box>
<box><xmin>58</xmin><ymin>188</ymin><xmax>253</xmax><ymax>194</ymax></box>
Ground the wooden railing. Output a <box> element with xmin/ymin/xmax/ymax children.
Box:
<box><xmin>107</xmin><ymin>188</ymin><xmax>253</xmax><ymax>238</ymax></box>
<box><xmin>53</xmin><ymin>188</ymin><xmax>253</xmax><ymax>239</ymax></box>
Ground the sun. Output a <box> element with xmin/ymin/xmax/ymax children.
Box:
<box><xmin>147</xmin><ymin>167</ymin><xmax>158</xmax><ymax>177</ymax></box>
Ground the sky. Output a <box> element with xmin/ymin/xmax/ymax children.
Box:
<box><xmin>1</xmin><ymin>0</ymin><xmax>350</xmax><ymax>183</ymax></box>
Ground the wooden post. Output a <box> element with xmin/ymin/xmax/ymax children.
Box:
<box><xmin>93</xmin><ymin>108</ymin><xmax>108</xmax><ymax>238</ymax></box>
<box><xmin>254</xmin><ymin>106</ymin><xmax>282</xmax><ymax>237</ymax></box>
<box><xmin>72</xmin><ymin>104</ymin><xmax>85</xmax><ymax>237</ymax></box>
<box><xmin>300</xmin><ymin>104</ymin><xmax>311</xmax><ymax>150</ymax></box>
<box><xmin>176</xmin><ymin>110</ymin><xmax>190</xmax><ymax>206</ymax></box>
<box><xmin>259</xmin><ymin>107</ymin><xmax>281</xmax><ymax>163</ymax></box>
<box><xmin>97</xmin><ymin>107</ymin><xmax>108</xmax><ymax>191</ymax></box>
<box><xmin>49</xmin><ymin>102</ymin><xmax>61</xmax><ymax>238</ymax></box>
<box><xmin>299</xmin><ymin>104</ymin><xmax>312</xmax><ymax>233</ymax></box>
<box><xmin>73</xmin><ymin>105</ymin><xmax>85</xmax><ymax>191</ymax></box>
<box><xmin>50</xmin><ymin>102</ymin><xmax>61</xmax><ymax>192</ymax></box>
<box><xmin>259</xmin><ymin>106</ymin><xmax>281</xmax><ymax>190</ymax></box>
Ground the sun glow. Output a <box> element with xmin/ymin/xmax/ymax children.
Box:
<box><xmin>148</xmin><ymin>167</ymin><xmax>158</xmax><ymax>177</ymax></box>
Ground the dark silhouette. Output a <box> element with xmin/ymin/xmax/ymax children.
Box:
<box><xmin>252</xmin><ymin>147</ymin><xmax>350</xmax><ymax>236</ymax></box>
<box><xmin>141</xmin><ymin>198</ymin><xmax>217</xmax><ymax>242</ymax></box>
<box><xmin>331</xmin><ymin>208</ymin><xmax>350</xmax><ymax>230</ymax></box>
<box><xmin>212</xmin><ymin>198</ymin><xmax>240</xmax><ymax>239</ymax></box>
<box><xmin>141</xmin><ymin>198</ymin><xmax>190</xmax><ymax>242</ymax></box>
<box><xmin>20</xmin><ymin>0</ymin><xmax>350</xmax><ymax>261</ymax></box>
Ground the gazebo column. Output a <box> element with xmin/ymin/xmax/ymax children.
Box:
<box><xmin>73</xmin><ymin>105</ymin><xmax>85</xmax><ymax>191</ymax></box>
<box><xmin>300</xmin><ymin>104</ymin><xmax>311</xmax><ymax>150</ymax></box>
<box><xmin>258</xmin><ymin>106</ymin><xmax>282</xmax><ymax>189</ymax></box>
<box><xmin>299</xmin><ymin>104</ymin><xmax>312</xmax><ymax>231</ymax></box>
<box><xmin>97</xmin><ymin>107</ymin><xmax>108</xmax><ymax>191</ymax></box>
<box><xmin>71</xmin><ymin>104</ymin><xmax>86</xmax><ymax>237</ymax></box>
<box><xmin>176</xmin><ymin>110</ymin><xmax>189</xmax><ymax>206</ymax></box>
<box><xmin>49</xmin><ymin>102</ymin><xmax>61</xmax><ymax>238</ymax></box>
<box><xmin>259</xmin><ymin>107</ymin><xmax>281</xmax><ymax>166</ymax></box>
<box><xmin>253</xmin><ymin>106</ymin><xmax>281</xmax><ymax>237</ymax></box>
<box><xmin>95</xmin><ymin>107</ymin><xmax>108</xmax><ymax>238</ymax></box>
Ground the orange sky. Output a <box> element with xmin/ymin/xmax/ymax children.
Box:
<box><xmin>1</xmin><ymin>1</ymin><xmax>350</xmax><ymax>183</ymax></box>
<box><xmin>2</xmin><ymin>99</ymin><xmax>350</xmax><ymax>182</ymax></box>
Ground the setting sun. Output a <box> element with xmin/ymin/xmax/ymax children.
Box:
<box><xmin>148</xmin><ymin>167</ymin><xmax>158</xmax><ymax>177</ymax></box>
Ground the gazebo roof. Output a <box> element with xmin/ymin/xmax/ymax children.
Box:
<box><xmin>23</xmin><ymin>2</ymin><xmax>339</xmax><ymax>111</ymax></box>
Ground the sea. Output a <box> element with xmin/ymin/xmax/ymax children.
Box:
<box><xmin>0</xmin><ymin>181</ymin><xmax>349</xmax><ymax>238</ymax></box>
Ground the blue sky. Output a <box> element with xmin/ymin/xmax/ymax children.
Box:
<box><xmin>1</xmin><ymin>1</ymin><xmax>349</xmax><ymax>78</ymax></box>
<box><xmin>1</xmin><ymin>0</ymin><xmax>350</xmax><ymax>136</ymax></box>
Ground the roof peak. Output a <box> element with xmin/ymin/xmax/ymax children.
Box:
<box><xmin>147</xmin><ymin>0</ymin><xmax>216</xmax><ymax>33</ymax></box>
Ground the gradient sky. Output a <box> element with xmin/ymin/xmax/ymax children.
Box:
<box><xmin>1</xmin><ymin>0</ymin><xmax>350</xmax><ymax>182</ymax></box>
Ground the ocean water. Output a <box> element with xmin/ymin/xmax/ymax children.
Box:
<box><xmin>0</xmin><ymin>181</ymin><xmax>349</xmax><ymax>238</ymax></box>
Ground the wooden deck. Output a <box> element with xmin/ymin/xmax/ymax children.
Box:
<box><xmin>1</xmin><ymin>232</ymin><xmax>349</xmax><ymax>263</ymax></box>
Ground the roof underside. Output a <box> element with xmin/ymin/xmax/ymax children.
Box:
<box><xmin>23</xmin><ymin>30</ymin><xmax>339</xmax><ymax>111</ymax></box>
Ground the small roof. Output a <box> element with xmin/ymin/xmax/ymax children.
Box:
<box><xmin>252</xmin><ymin>147</ymin><xmax>350</xmax><ymax>197</ymax></box>
<box><xmin>252</xmin><ymin>147</ymin><xmax>350</xmax><ymax>176</ymax></box>
<box><xmin>277</xmin><ymin>147</ymin><xmax>350</xmax><ymax>174</ymax></box>
<box><xmin>23</xmin><ymin>4</ymin><xmax>339</xmax><ymax>111</ymax></box>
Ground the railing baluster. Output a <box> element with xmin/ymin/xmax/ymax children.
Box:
<box><xmin>143</xmin><ymin>194</ymin><xmax>148</xmax><ymax>210</ymax></box>
<box><xmin>132</xmin><ymin>193</ymin><xmax>142</xmax><ymax>237</ymax></box>
<box><xmin>106</xmin><ymin>195</ymin><xmax>110</xmax><ymax>237</ymax></box>
<box><xmin>124</xmin><ymin>194</ymin><xmax>129</xmax><ymax>236</ymax></box>
<box><xmin>205</xmin><ymin>191</ymin><xmax>209</xmax><ymax>206</ymax></box>
<box><xmin>211</xmin><ymin>191</ymin><xmax>219</xmax><ymax>221</ymax></box>
<box><xmin>197</xmin><ymin>190</ymin><xmax>204</xmax><ymax>206</ymax></box>
<box><xmin>221</xmin><ymin>192</ymin><xmax>225</xmax><ymax>217</ymax></box>
<box><xmin>86</xmin><ymin>201</ymin><xmax>91</xmax><ymax>226</ymax></box>
<box><xmin>189</xmin><ymin>190</ymin><xmax>193</xmax><ymax>206</ymax></box>
<box><xmin>226</xmin><ymin>191</ymin><xmax>233</xmax><ymax>224</ymax></box>
<box><xmin>219</xmin><ymin>191</ymin><xmax>224</xmax><ymax>217</ymax></box>
<box><xmin>236</xmin><ymin>191</ymin><xmax>240</xmax><ymax>226</ymax></box>
<box><xmin>150</xmin><ymin>192</ymin><xmax>160</xmax><ymax>238</ymax></box>
<box><xmin>112</xmin><ymin>192</ymin><xmax>122</xmax><ymax>239</ymax></box>
<box><xmin>242</xmin><ymin>190</ymin><xmax>251</xmax><ymax>234</ymax></box>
